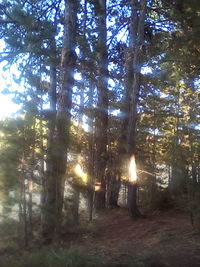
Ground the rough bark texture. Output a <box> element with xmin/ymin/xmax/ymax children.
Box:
<box><xmin>87</xmin><ymin>84</ymin><xmax>95</xmax><ymax>220</ymax></box>
<box><xmin>126</xmin><ymin>0</ymin><xmax>147</xmax><ymax>218</ymax></box>
<box><xmin>41</xmin><ymin>42</ymin><xmax>58</xmax><ymax>240</ymax></box>
<box><xmin>107</xmin><ymin>150</ymin><xmax>121</xmax><ymax>207</ymax></box>
<box><xmin>128</xmin><ymin>183</ymin><xmax>141</xmax><ymax>218</ymax></box>
<box><xmin>94</xmin><ymin>0</ymin><xmax>108</xmax><ymax>210</ymax></box>
<box><xmin>42</xmin><ymin>0</ymin><xmax>78</xmax><ymax>241</ymax></box>
<box><xmin>108</xmin><ymin>172</ymin><xmax>121</xmax><ymax>207</ymax></box>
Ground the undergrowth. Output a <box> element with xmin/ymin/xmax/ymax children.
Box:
<box><xmin>0</xmin><ymin>246</ymin><xmax>102</xmax><ymax>267</ymax></box>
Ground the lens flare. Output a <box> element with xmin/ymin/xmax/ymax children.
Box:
<box><xmin>74</xmin><ymin>164</ymin><xmax>87</xmax><ymax>183</ymax></box>
<box><xmin>129</xmin><ymin>155</ymin><xmax>137</xmax><ymax>183</ymax></box>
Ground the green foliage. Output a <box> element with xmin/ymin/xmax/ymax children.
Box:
<box><xmin>0</xmin><ymin>118</ymin><xmax>24</xmax><ymax>191</ymax></box>
<box><xmin>0</xmin><ymin>247</ymin><xmax>102</xmax><ymax>267</ymax></box>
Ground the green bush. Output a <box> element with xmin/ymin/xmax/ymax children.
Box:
<box><xmin>0</xmin><ymin>247</ymin><xmax>102</xmax><ymax>267</ymax></box>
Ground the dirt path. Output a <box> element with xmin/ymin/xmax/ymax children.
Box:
<box><xmin>74</xmin><ymin>208</ymin><xmax>200</xmax><ymax>266</ymax></box>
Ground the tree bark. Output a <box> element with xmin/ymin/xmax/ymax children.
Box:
<box><xmin>41</xmin><ymin>41</ymin><xmax>58</xmax><ymax>240</ymax></box>
<box><xmin>128</xmin><ymin>183</ymin><xmax>141</xmax><ymax>218</ymax></box>
<box><xmin>108</xmin><ymin>172</ymin><xmax>121</xmax><ymax>207</ymax></box>
<box><xmin>94</xmin><ymin>0</ymin><xmax>109</xmax><ymax>210</ymax></box>
<box><xmin>42</xmin><ymin>0</ymin><xmax>78</xmax><ymax>241</ymax></box>
<box><xmin>107</xmin><ymin>149</ymin><xmax>121</xmax><ymax>207</ymax></box>
<box><xmin>126</xmin><ymin>0</ymin><xmax>147</xmax><ymax>218</ymax></box>
<box><xmin>87</xmin><ymin>83</ymin><xmax>95</xmax><ymax>220</ymax></box>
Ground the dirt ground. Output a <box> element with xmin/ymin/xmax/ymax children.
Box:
<box><xmin>1</xmin><ymin>207</ymin><xmax>199</xmax><ymax>266</ymax></box>
<box><xmin>67</xmin><ymin>208</ymin><xmax>200</xmax><ymax>266</ymax></box>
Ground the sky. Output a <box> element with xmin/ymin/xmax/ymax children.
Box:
<box><xmin>0</xmin><ymin>94</ymin><xmax>19</xmax><ymax>120</ymax></box>
<box><xmin>0</xmin><ymin>48</ymin><xmax>152</xmax><ymax>121</ymax></box>
<box><xmin>0</xmin><ymin>39</ymin><xmax>20</xmax><ymax>120</ymax></box>
<box><xmin>0</xmin><ymin>61</ymin><xmax>21</xmax><ymax>120</ymax></box>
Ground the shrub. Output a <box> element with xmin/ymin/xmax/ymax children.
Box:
<box><xmin>0</xmin><ymin>247</ymin><xmax>102</xmax><ymax>267</ymax></box>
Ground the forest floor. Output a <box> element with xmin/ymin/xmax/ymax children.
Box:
<box><xmin>1</xmin><ymin>207</ymin><xmax>200</xmax><ymax>266</ymax></box>
<box><xmin>63</xmin><ymin>207</ymin><xmax>200</xmax><ymax>266</ymax></box>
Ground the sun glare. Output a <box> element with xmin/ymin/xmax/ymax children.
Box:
<box><xmin>129</xmin><ymin>155</ymin><xmax>137</xmax><ymax>183</ymax></box>
<box><xmin>95</xmin><ymin>182</ymin><xmax>101</xmax><ymax>191</ymax></box>
<box><xmin>0</xmin><ymin>95</ymin><xmax>19</xmax><ymax>119</ymax></box>
<box><xmin>74</xmin><ymin>164</ymin><xmax>87</xmax><ymax>183</ymax></box>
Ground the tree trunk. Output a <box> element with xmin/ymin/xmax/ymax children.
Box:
<box><xmin>22</xmin><ymin>171</ymin><xmax>28</xmax><ymax>247</ymax></box>
<box><xmin>42</xmin><ymin>0</ymin><xmax>78</xmax><ymax>241</ymax></box>
<box><xmin>128</xmin><ymin>183</ymin><xmax>141</xmax><ymax>218</ymax></box>
<box><xmin>107</xmin><ymin>149</ymin><xmax>121</xmax><ymax>207</ymax></box>
<box><xmin>40</xmin><ymin>117</ymin><xmax>45</xmax><ymax>207</ymax></box>
<box><xmin>41</xmin><ymin>52</ymin><xmax>58</xmax><ymax>240</ymax></box>
<box><xmin>108</xmin><ymin>172</ymin><xmax>121</xmax><ymax>207</ymax></box>
<box><xmin>28</xmin><ymin>179</ymin><xmax>33</xmax><ymax>238</ymax></box>
<box><xmin>126</xmin><ymin>0</ymin><xmax>147</xmax><ymax>218</ymax></box>
<box><xmin>94</xmin><ymin>0</ymin><xmax>109</xmax><ymax>210</ymax></box>
<box><xmin>87</xmin><ymin>83</ymin><xmax>95</xmax><ymax>220</ymax></box>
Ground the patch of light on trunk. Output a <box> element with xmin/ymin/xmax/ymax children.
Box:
<box><xmin>95</xmin><ymin>182</ymin><xmax>101</xmax><ymax>191</ymax></box>
<box><xmin>129</xmin><ymin>155</ymin><xmax>137</xmax><ymax>183</ymax></box>
<box><xmin>74</xmin><ymin>164</ymin><xmax>87</xmax><ymax>183</ymax></box>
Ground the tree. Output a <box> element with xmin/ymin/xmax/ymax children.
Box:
<box><xmin>42</xmin><ymin>0</ymin><xmax>79</xmax><ymax>241</ymax></box>
<box><xmin>92</xmin><ymin>0</ymin><xmax>109</xmax><ymax>210</ymax></box>
<box><xmin>124</xmin><ymin>0</ymin><xmax>147</xmax><ymax>218</ymax></box>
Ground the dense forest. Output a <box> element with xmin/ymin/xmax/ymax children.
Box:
<box><xmin>0</xmin><ymin>0</ymin><xmax>199</xmax><ymax>266</ymax></box>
